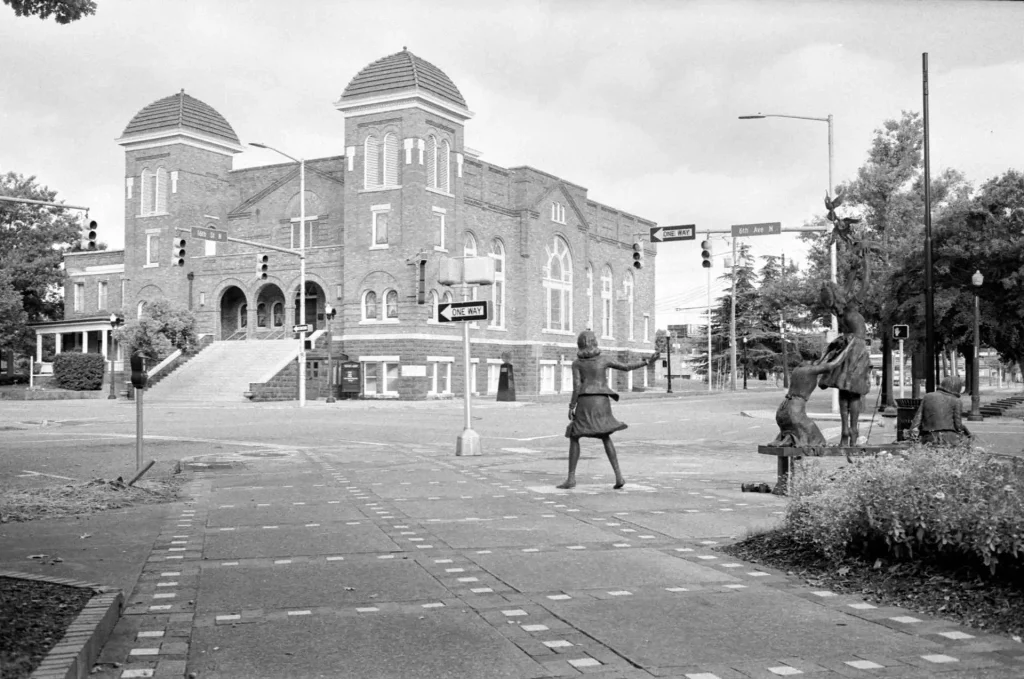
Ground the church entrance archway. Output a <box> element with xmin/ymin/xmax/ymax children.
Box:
<box><xmin>295</xmin><ymin>281</ymin><xmax>325</xmax><ymax>329</ymax></box>
<box><xmin>255</xmin><ymin>283</ymin><xmax>287</xmax><ymax>335</ymax></box>
<box><xmin>220</xmin><ymin>286</ymin><xmax>248</xmax><ymax>340</ymax></box>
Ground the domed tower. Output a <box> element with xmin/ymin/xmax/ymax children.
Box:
<box><xmin>117</xmin><ymin>90</ymin><xmax>242</xmax><ymax>313</ymax></box>
<box><xmin>334</xmin><ymin>49</ymin><xmax>472</xmax><ymax>327</ymax></box>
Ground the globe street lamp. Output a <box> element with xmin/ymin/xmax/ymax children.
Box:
<box><xmin>739</xmin><ymin>112</ymin><xmax>838</xmax><ymax>413</ymax></box>
<box><xmin>968</xmin><ymin>270</ymin><xmax>984</xmax><ymax>421</ymax></box>
<box><xmin>325</xmin><ymin>303</ymin><xmax>336</xmax><ymax>404</ymax></box>
<box><xmin>108</xmin><ymin>312</ymin><xmax>123</xmax><ymax>399</ymax></box>
<box><xmin>249</xmin><ymin>142</ymin><xmax>307</xmax><ymax>407</ymax></box>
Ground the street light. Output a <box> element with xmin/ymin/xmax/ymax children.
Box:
<box><xmin>108</xmin><ymin>313</ymin><xmax>123</xmax><ymax>400</ymax></box>
<box><xmin>968</xmin><ymin>270</ymin><xmax>984</xmax><ymax>421</ymax></box>
<box><xmin>324</xmin><ymin>303</ymin><xmax>336</xmax><ymax>404</ymax></box>
<box><xmin>739</xmin><ymin>112</ymin><xmax>838</xmax><ymax>412</ymax></box>
<box><xmin>249</xmin><ymin>142</ymin><xmax>307</xmax><ymax>407</ymax></box>
<box><xmin>742</xmin><ymin>335</ymin><xmax>748</xmax><ymax>390</ymax></box>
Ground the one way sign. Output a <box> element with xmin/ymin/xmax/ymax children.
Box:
<box><xmin>438</xmin><ymin>300</ymin><xmax>489</xmax><ymax>323</ymax></box>
<box><xmin>649</xmin><ymin>225</ymin><xmax>696</xmax><ymax>242</ymax></box>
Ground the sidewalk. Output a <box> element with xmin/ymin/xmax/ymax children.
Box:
<box><xmin>62</xmin><ymin>439</ymin><xmax>1024</xmax><ymax>678</ymax></box>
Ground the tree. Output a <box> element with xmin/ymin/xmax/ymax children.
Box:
<box><xmin>0</xmin><ymin>172</ymin><xmax>85</xmax><ymax>355</ymax></box>
<box><xmin>0</xmin><ymin>269</ymin><xmax>27</xmax><ymax>352</ymax></box>
<box><xmin>2</xmin><ymin>0</ymin><xmax>96</xmax><ymax>23</ymax></box>
<box><xmin>113</xmin><ymin>299</ymin><xmax>198</xmax><ymax>360</ymax></box>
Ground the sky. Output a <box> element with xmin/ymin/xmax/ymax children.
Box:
<box><xmin>2</xmin><ymin>0</ymin><xmax>1023</xmax><ymax>329</ymax></box>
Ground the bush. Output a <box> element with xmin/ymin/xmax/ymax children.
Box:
<box><xmin>0</xmin><ymin>374</ymin><xmax>28</xmax><ymax>386</ymax></box>
<box><xmin>52</xmin><ymin>353</ymin><xmax>107</xmax><ymax>390</ymax></box>
<box><xmin>785</xmin><ymin>444</ymin><xmax>1024</xmax><ymax>576</ymax></box>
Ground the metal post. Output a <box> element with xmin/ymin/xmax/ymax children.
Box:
<box><xmin>827</xmin><ymin>114</ymin><xmax>840</xmax><ymax>415</ymax></box>
<box><xmin>923</xmin><ymin>53</ymin><xmax>936</xmax><ymax>393</ymax></box>
<box><xmin>742</xmin><ymin>336</ymin><xmax>748</xmax><ymax>389</ymax></box>
<box><xmin>968</xmin><ymin>290</ymin><xmax>983</xmax><ymax>421</ymax></box>
<box><xmin>666</xmin><ymin>334</ymin><xmax>673</xmax><ymax>393</ymax></box>
<box><xmin>298</xmin><ymin>158</ymin><xmax>307</xmax><ymax>407</ymax></box>
<box><xmin>706</xmin><ymin>256</ymin><xmax>712</xmax><ymax>392</ymax></box>
<box><xmin>135</xmin><ymin>385</ymin><xmax>143</xmax><ymax>471</ymax></box>
<box><xmin>899</xmin><ymin>339</ymin><xmax>906</xmax><ymax>399</ymax></box>
<box><xmin>730</xmin><ymin>236</ymin><xmax>737</xmax><ymax>391</ymax></box>
<box><xmin>456</xmin><ymin>286</ymin><xmax>481</xmax><ymax>456</ymax></box>
<box><xmin>326</xmin><ymin>308</ymin><xmax>336</xmax><ymax>404</ymax></box>
<box><xmin>780</xmin><ymin>312</ymin><xmax>789</xmax><ymax>388</ymax></box>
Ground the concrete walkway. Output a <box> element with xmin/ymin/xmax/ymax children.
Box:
<box><xmin>86</xmin><ymin>439</ymin><xmax>1024</xmax><ymax>679</ymax></box>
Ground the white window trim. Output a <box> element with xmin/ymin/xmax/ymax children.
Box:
<box><xmin>145</xmin><ymin>232</ymin><xmax>159</xmax><ymax>268</ymax></box>
<box><xmin>383</xmin><ymin>288</ymin><xmax>399</xmax><ymax>323</ymax></box>
<box><xmin>433</xmin><ymin>206</ymin><xmax>447</xmax><ymax>251</ymax></box>
<box><xmin>361</xmin><ymin>290</ymin><xmax>379</xmax><ymax>323</ymax></box>
<box><xmin>489</xmin><ymin>242</ymin><xmax>506</xmax><ymax>329</ymax></box>
<box><xmin>170</xmin><ymin>170</ymin><xmax>178</xmax><ymax>194</ymax></box>
<box><xmin>427</xmin><ymin>356</ymin><xmax>454</xmax><ymax>396</ymax></box>
<box><xmin>539</xmin><ymin>360</ymin><xmax>558</xmax><ymax>394</ymax></box>
<box><xmin>625</xmin><ymin>277</ymin><xmax>635</xmax><ymax>341</ymax></box>
<box><xmin>371</xmin><ymin>203</ymin><xmax>390</xmax><ymax>249</ymax></box>
<box><xmin>96</xmin><ymin>281</ymin><xmax>107</xmax><ymax>310</ymax></box>
<box><xmin>72</xmin><ymin>282</ymin><xmax>84</xmax><ymax>312</ymax></box>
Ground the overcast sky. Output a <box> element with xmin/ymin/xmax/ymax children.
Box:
<box><xmin>3</xmin><ymin>0</ymin><xmax>1022</xmax><ymax>328</ymax></box>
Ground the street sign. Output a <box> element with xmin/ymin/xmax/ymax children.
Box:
<box><xmin>892</xmin><ymin>324</ymin><xmax>909</xmax><ymax>340</ymax></box>
<box><xmin>190</xmin><ymin>226</ymin><xmax>228</xmax><ymax>241</ymax></box>
<box><xmin>438</xmin><ymin>300</ymin><xmax>488</xmax><ymax>323</ymax></box>
<box><xmin>292</xmin><ymin>324</ymin><xmax>310</xmax><ymax>333</ymax></box>
<box><xmin>649</xmin><ymin>225</ymin><xmax>696</xmax><ymax>242</ymax></box>
<box><xmin>731</xmin><ymin>222</ymin><xmax>781</xmax><ymax>237</ymax></box>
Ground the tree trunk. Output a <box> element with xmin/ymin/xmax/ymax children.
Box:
<box><xmin>880</xmin><ymin>327</ymin><xmax>894</xmax><ymax>411</ymax></box>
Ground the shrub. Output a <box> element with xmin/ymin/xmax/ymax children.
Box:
<box><xmin>0</xmin><ymin>374</ymin><xmax>28</xmax><ymax>386</ymax></box>
<box><xmin>785</xmin><ymin>443</ymin><xmax>1024</xmax><ymax>576</ymax></box>
<box><xmin>112</xmin><ymin>299</ymin><xmax>198</xmax><ymax>361</ymax></box>
<box><xmin>52</xmin><ymin>353</ymin><xmax>107</xmax><ymax>390</ymax></box>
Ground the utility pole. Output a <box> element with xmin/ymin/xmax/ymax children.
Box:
<box><xmin>730</xmin><ymin>236</ymin><xmax>737</xmax><ymax>391</ymax></box>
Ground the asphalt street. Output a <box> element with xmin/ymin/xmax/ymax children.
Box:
<box><xmin>2</xmin><ymin>387</ymin><xmax>1023</xmax><ymax>678</ymax></box>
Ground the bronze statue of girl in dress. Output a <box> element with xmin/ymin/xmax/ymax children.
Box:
<box><xmin>557</xmin><ymin>330</ymin><xmax>660</xmax><ymax>489</ymax></box>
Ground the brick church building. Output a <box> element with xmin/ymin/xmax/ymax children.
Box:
<box><xmin>43</xmin><ymin>49</ymin><xmax>659</xmax><ymax>400</ymax></box>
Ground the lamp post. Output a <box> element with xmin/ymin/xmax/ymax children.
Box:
<box><xmin>108</xmin><ymin>313</ymin><xmax>123</xmax><ymax>399</ymax></box>
<box><xmin>742</xmin><ymin>335</ymin><xmax>748</xmax><ymax>390</ymax></box>
<box><xmin>249</xmin><ymin>142</ymin><xmax>307</xmax><ymax>407</ymax></box>
<box><xmin>739</xmin><ymin>112</ymin><xmax>838</xmax><ymax>412</ymax></box>
<box><xmin>324</xmin><ymin>303</ymin><xmax>336</xmax><ymax>404</ymax></box>
<box><xmin>968</xmin><ymin>270</ymin><xmax>984</xmax><ymax>421</ymax></box>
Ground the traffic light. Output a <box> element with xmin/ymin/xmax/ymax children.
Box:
<box><xmin>700</xmin><ymin>240</ymin><xmax>712</xmax><ymax>268</ymax></box>
<box><xmin>257</xmin><ymin>254</ymin><xmax>269</xmax><ymax>280</ymax></box>
<box><xmin>130</xmin><ymin>354</ymin><xmax>148</xmax><ymax>389</ymax></box>
<box><xmin>417</xmin><ymin>259</ymin><xmax>426</xmax><ymax>304</ymax></box>
<box><xmin>173</xmin><ymin>237</ymin><xmax>187</xmax><ymax>267</ymax></box>
<box><xmin>85</xmin><ymin>219</ymin><xmax>98</xmax><ymax>250</ymax></box>
<box><xmin>632</xmin><ymin>240</ymin><xmax>645</xmax><ymax>269</ymax></box>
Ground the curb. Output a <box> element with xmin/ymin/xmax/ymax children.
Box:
<box><xmin>0</xmin><ymin>570</ymin><xmax>124</xmax><ymax>679</ymax></box>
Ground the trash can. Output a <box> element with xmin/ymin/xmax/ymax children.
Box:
<box><xmin>895</xmin><ymin>398</ymin><xmax>922</xmax><ymax>441</ymax></box>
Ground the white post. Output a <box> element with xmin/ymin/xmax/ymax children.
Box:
<box><xmin>55</xmin><ymin>332</ymin><xmax>62</xmax><ymax>355</ymax></box>
<box><xmin>101</xmin><ymin>328</ymin><xmax>109</xmax><ymax>359</ymax></box>
<box><xmin>81</xmin><ymin>331</ymin><xmax>88</xmax><ymax>353</ymax></box>
<box><xmin>899</xmin><ymin>339</ymin><xmax>905</xmax><ymax>399</ymax></box>
<box><xmin>298</xmin><ymin>158</ymin><xmax>306</xmax><ymax>407</ymax></box>
<box><xmin>456</xmin><ymin>285</ymin><xmax>481</xmax><ymax>456</ymax></box>
<box><xmin>36</xmin><ymin>334</ymin><xmax>42</xmax><ymax>363</ymax></box>
<box><xmin>706</xmin><ymin>250</ymin><xmax>712</xmax><ymax>391</ymax></box>
<box><xmin>730</xmin><ymin>236</ymin><xmax>737</xmax><ymax>391</ymax></box>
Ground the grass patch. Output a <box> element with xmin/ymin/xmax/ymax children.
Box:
<box><xmin>0</xmin><ymin>476</ymin><xmax>188</xmax><ymax>523</ymax></box>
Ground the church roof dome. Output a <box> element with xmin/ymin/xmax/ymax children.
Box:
<box><xmin>340</xmin><ymin>49</ymin><xmax>466</xmax><ymax>109</ymax></box>
<box><xmin>121</xmin><ymin>90</ymin><xmax>240</xmax><ymax>145</ymax></box>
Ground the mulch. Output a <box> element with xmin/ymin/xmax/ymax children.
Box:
<box><xmin>721</xmin><ymin>529</ymin><xmax>1024</xmax><ymax>642</ymax></box>
<box><xmin>0</xmin><ymin>577</ymin><xmax>93</xmax><ymax>679</ymax></box>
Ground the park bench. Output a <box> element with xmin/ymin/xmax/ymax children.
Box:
<box><xmin>757</xmin><ymin>443</ymin><xmax>911</xmax><ymax>494</ymax></box>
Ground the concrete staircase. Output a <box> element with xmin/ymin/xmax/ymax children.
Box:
<box><xmin>146</xmin><ymin>340</ymin><xmax>297</xmax><ymax>402</ymax></box>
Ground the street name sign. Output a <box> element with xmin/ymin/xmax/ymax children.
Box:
<box><xmin>292</xmin><ymin>324</ymin><xmax>310</xmax><ymax>333</ymax></box>
<box><xmin>731</xmin><ymin>222</ymin><xmax>781</xmax><ymax>237</ymax></box>
<box><xmin>892</xmin><ymin>324</ymin><xmax>909</xmax><ymax>340</ymax></box>
<box><xmin>190</xmin><ymin>226</ymin><xmax>228</xmax><ymax>242</ymax></box>
<box><xmin>438</xmin><ymin>300</ymin><xmax>489</xmax><ymax>323</ymax></box>
<box><xmin>649</xmin><ymin>225</ymin><xmax>696</xmax><ymax>242</ymax></box>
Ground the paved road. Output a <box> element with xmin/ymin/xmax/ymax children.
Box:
<box><xmin>2</xmin><ymin>390</ymin><xmax>1023</xmax><ymax>678</ymax></box>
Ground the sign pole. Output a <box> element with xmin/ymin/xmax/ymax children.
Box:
<box><xmin>136</xmin><ymin>385</ymin><xmax>143</xmax><ymax>471</ymax></box>
<box><xmin>730</xmin><ymin>235</ymin><xmax>738</xmax><ymax>391</ymax></box>
<box><xmin>899</xmin><ymin>339</ymin><xmax>905</xmax><ymax>399</ymax></box>
<box><xmin>456</xmin><ymin>286</ymin><xmax>481</xmax><ymax>456</ymax></box>
<box><xmin>706</xmin><ymin>236</ymin><xmax>713</xmax><ymax>392</ymax></box>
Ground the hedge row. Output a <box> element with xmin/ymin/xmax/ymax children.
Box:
<box><xmin>52</xmin><ymin>353</ymin><xmax>107</xmax><ymax>391</ymax></box>
<box><xmin>786</xmin><ymin>444</ymin><xmax>1023</xmax><ymax>576</ymax></box>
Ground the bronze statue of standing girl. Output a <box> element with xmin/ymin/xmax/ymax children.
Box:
<box><xmin>558</xmin><ymin>330</ymin><xmax>659</xmax><ymax>489</ymax></box>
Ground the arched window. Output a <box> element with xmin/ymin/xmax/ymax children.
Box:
<box><xmin>272</xmin><ymin>302</ymin><xmax>283</xmax><ymax>327</ymax></box>
<box><xmin>363</xmin><ymin>291</ymin><xmax>378</xmax><ymax>321</ymax></box>
<box><xmin>442</xmin><ymin>290</ymin><xmax>453</xmax><ymax>306</ymax></box>
<box><xmin>544</xmin><ymin>236</ymin><xmax>573</xmax><ymax>332</ymax></box>
<box><xmin>601</xmin><ymin>266</ymin><xmax>613</xmax><ymax>338</ymax></box>
<box><xmin>140</xmin><ymin>167</ymin><xmax>167</xmax><ymax>216</ymax></box>
<box><xmin>427</xmin><ymin>135</ymin><xmax>437</xmax><ymax>188</ymax></box>
<box><xmin>137</xmin><ymin>300</ymin><xmax>146</xmax><ymax>319</ymax></box>
<box><xmin>428</xmin><ymin>290</ymin><xmax>439</xmax><ymax>322</ymax></box>
<box><xmin>240</xmin><ymin>303</ymin><xmax>248</xmax><ymax>328</ymax></box>
<box><xmin>427</xmin><ymin>135</ymin><xmax>451</xmax><ymax>192</ymax></box>
<box><xmin>385</xmin><ymin>290</ymin><xmax>398</xmax><ymax>320</ymax></box>
<box><xmin>364</xmin><ymin>136</ymin><xmax>379</xmax><ymax>189</ymax></box>
<box><xmin>439</xmin><ymin>140</ymin><xmax>450</xmax><ymax>192</ymax></box>
<box><xmin>382</xmin><ymin>133</ymin><xmax>398</xmax><ymax>187</ymax></box>
<box><xmin>490</xmin><ymin>239</ymin><xmax>505</xmax><ymax>328</ymax></box>
<box><xmin>586</xmin><ymin>264</ymin><xmax>594</xmax><ymax>331</ymax></box>
<box><xmin>625</xmin><ymin>271</ymin><xmax>635</xmax><ymax>340</ymax></box>
<box><xmin>257</xmin><ymin>303</ymin><xmax>268</xmax><ymax>328</ymax></box>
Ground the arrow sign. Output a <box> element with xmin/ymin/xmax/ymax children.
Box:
<box><xmin>190</xmin><ymin>226</ymin><xmax>228</xmax><ymax>241</ymax></box>
<box><xmin>731</xmin><ymin>222</ymin><xmax>781</xmax><ymax>237</ymax></box>
<box><xmin>292</xmin><ymin>324</ymin><xmax>310</xmax><ymax>333</ymax></box>
<box><xmin>650</xmin><ymin>225</ymin><xmax>696</xmax><ymax>242</ymax></box>
<box><xmin>438</xmin><ymin>300</ymin><xmax>489</xmax><ymax>323</ymax></box>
